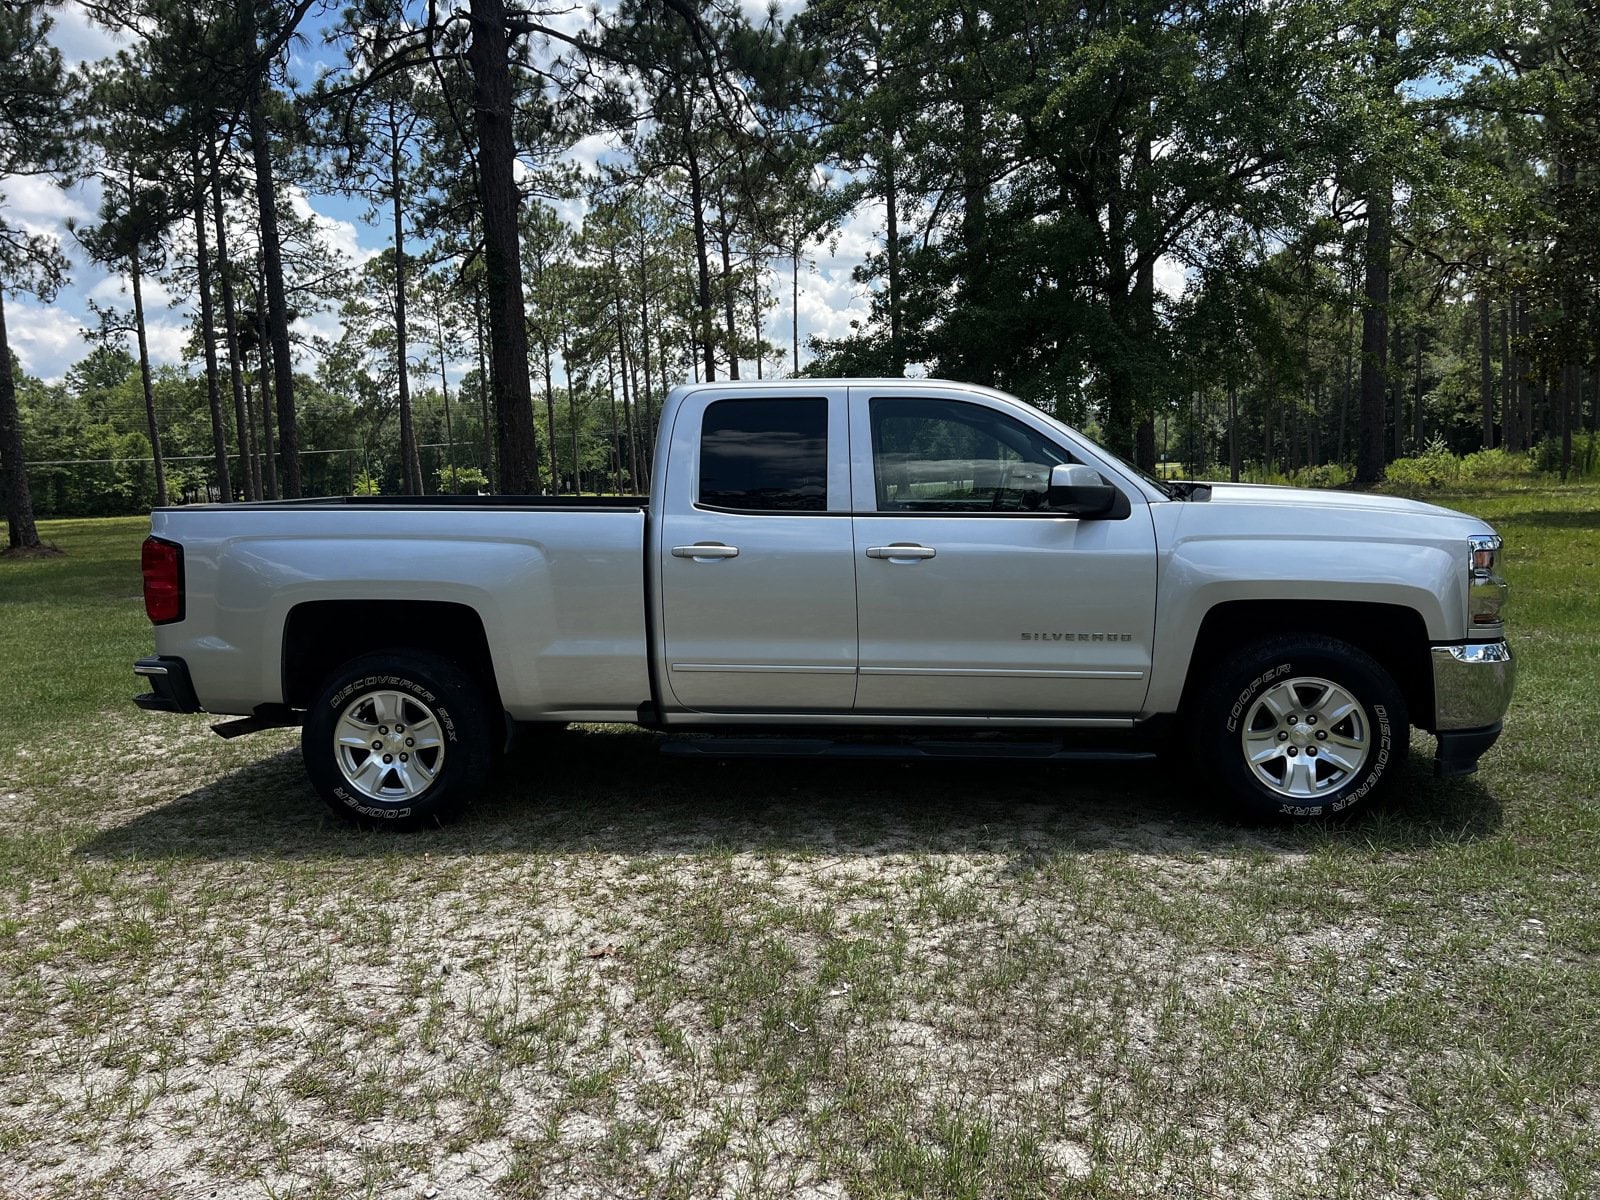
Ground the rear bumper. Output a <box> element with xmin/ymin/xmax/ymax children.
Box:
<box><xmin>133</xmin><ymin>657</ymin><xmax>202</xmax><ymax>713</ymax></box>
<box><xmin>1430</xmin><ymin>640</ymin><xmax>1513</xmax><ymax>776</ymax></box>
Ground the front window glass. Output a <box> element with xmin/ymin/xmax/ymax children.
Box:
<box><xmin>869</xmin><ymin>397</ymin><xmax>1069</xmax><ymax>512</ymax></box>
<box><xmin>699</xmin><ymin>398</ymin><xmax>828</xmax><ymax>511</ymax></box>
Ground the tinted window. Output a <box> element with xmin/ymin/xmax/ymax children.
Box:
<box><xmin>870</xmin><ymin>397</ymin><xmax>1069</xmax><ymax>512</ymax></box>
<box><xmin>699</xmin><ymin>398</ymin><xmax>828</xmax><ymax>511</ymax></box>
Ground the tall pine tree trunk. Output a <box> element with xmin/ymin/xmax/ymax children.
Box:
<box><xmin>468</xmin><ymin>0</ymin><xmax>541</xmax><ymax>492</ymax></box>
<box><xmin>1338</xmin><ymin>296</ymin><xmax>1354</xmax><ymax>464</ymax></box>
<box><xmin>1413</xmin><ymin>328</ymin><xmax>1425</xmax><ymax>451</ymax></box>
<box><xmin>1479</xmin><ymin>286</ymin><xmax>1494</xmax><ymax>449</ymax></box>
<box><xmin>249</xmin><ymin>93</ymin><xmax>300</xmax><ymax>497</ymax></box>
<box><xmin>637</xmin><ymin>226</ymin><xmax>656</xmax><ymax>481</ymax></box>
<box><xmin>717</xmin><ymin>214</ymin><xmax>739</xmax><ymax>380</ymax></box>
<box><xmin>434</xmin><ymin>307</ymin><xmax>457</xmax><ymax>492</ymax></box>
<box><xmin>1500</xmin><ymin>298</ymin><xmax>1517</xmax><ymax>452</ymax></box>
<box><xmin>884</xmin><ymin>145</ymin><xmax>903</xmax><ymax>376</ymax></box>
<box><xmin>1517</xmin><ymin>295</ymin><xmax>1533</xmax><ymax>451</ymax></box>
<box><xmin>1133</xmin><ymin>200</ymin><xmax>1157</xmax><ymax>474</ymax></box>
<box><xmin>211</xmin><ymin>151</ymin><xmax>258</xmax><ymax>500</ymax></box>
<box><xmin>0</xmin><ymin>290</ymin><xmax>45</xmax><ymax>552</ymax></box>
<box><xmin>561</xmin><ymin>328</ymin><xmax>579</xmax><ymax>493</ymax></box>
<box><xmin>791</xmin><ymin>228</ymin><xmax>801</xmax><ymax>376</ymax></box>
<box><xmin>614</xmin><ymin>282</ymin><xmax>639</xmax><ymax>489</ymax></box>
<box><xmin>1561</xmin><ymin>362</ymin><xmax>1577</xmax><ymax>481</ymax></box>
<box><xmin>1356</xmin><ymin>173</ymin><xmax>1392</xmax><ymax>483</ymax></box>
<box><xmin>604</xmin><ymin>351</ymin><xmax>621</xmax><ymax>490</ymax></box>
<box><xmin>256</xmin><ymin>297</ymin><xmax>279</xmax><ymax>499</ymax></box>
<box><xmin>685</xmin><ymin>112</ymin><xmax>715</xmax><ymax>384</ymax></box>
<box><xmin>472</xmin><ymin>281</ymin><xmax>494</xmax><ymax>482</ymax></box>
<box><xmin>129</xmin><ymin>252</ymin><xmax>167</xmax><ymax>507</ymax></box>
<box><xmin>391</xmin><ymin>140</ymin><xmax>422</xmax><ymax>496</ymax></box>
<box><xmin>193</xmin><ymin>145</ymin><xmax>233</xmax><ymax>503</ymax></box>
<box><xmin>1228</xmin><ymin>382</ymin><xmax>1240</xmax><ymax>482</ymax></box>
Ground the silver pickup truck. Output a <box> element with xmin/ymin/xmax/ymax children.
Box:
<box><xmin>134</xmin><ymin>378</ymin><xmax>1514</xmax><ymax>825</ymax></box>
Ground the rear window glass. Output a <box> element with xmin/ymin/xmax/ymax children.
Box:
<box><xmin>698</xmin><ymin>398</ymin><xmax>828</xmax><ymax>511</ymax></box>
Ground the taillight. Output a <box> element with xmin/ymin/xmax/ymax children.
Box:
<box><xmin>142</xmin><ymin>536</ymin><xmax>184</xmax><ymax>624</ymax></box>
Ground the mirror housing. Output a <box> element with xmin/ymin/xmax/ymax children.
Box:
<box><xmin>1047</xmin><ymin>464</ymin><xmax>1116</xmax><ymax>516</ymax></box>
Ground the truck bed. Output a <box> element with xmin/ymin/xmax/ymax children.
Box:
<box><xmin>148</xmin><ymin>502</ymin><xmax>652</xmax><ymax>721</ymax></box>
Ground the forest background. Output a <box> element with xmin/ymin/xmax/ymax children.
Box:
<box><xmin>1</xmin><ymin>0</ymin><xmax>1597</xmax><ymax>550</ymax></box>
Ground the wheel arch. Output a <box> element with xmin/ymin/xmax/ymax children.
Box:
<box><xmin>282</xmin><ymin>600</ymin><xmax>502</xmax><ymax>715</ymax></box>
<box><xmin>1179</xmin><ymin>600</ymin><xmax>1433</xmax><ymax>730</ymax></box>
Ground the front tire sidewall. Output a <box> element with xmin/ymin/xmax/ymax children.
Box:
<box><xmin>1201</xmin><ymin>638</ymin><xmax>1407</xmax><ymax>821</ymax></box>
<box><xmin>303</xmin><ymin>654</ymin><xmax>490</xmax><ymax>827</ymax></box>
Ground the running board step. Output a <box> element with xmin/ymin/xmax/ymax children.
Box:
<box><xmin>660</xmin><ymin>737</ymin><xmax>1155</xmax><ymax>764</ymax></box>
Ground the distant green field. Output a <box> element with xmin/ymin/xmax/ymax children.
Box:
<box><xmin>2</xmin><ymin>488</ymin><xmax>1598</xmax><ymax>1199</ymax></box>
<box><xmin>0</xmin><ymin>516</ymin><xmax>152</xmax><ymax>752</ymax></box>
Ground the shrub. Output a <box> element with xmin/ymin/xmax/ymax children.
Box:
<box><xmin>1291</xmin><ymin>463</ymin><xmax>1352</xmax><ymax>489</ymax></box>
<box><xmin>435</xmin><ymin>465</ymin><xmax>490</xmax><ymax>494</ymax></box>
<box><xmin>1385</xmin><ymin>437</ymin><xmax>1459</xmax><ymax>494</ymax></box>
<box><xmin>1459</xmin><ymin>448</ymin><xmax>1535</xmax><ymax>481</ymax></box>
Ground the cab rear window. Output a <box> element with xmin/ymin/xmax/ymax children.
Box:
<box><xmin>698</xmin><ymin>398</ymin><xmax>828</xmax><ymax>511</ymax></box>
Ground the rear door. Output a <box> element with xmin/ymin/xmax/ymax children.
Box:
<box><xmin>656</xmin><ymin>387</ymin><xmax>858</xmax><ymax>712</ymax></box>
<box><xmin>848</xmin><ymin>386</ymin><xmax>1158</xmax><ymax>717</ymax></box>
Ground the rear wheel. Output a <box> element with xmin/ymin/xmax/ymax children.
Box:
<box><xmin>1192</xmin><ymin>635</ymin><xmax>1408</xmax><ymax>820</ymax></box>
<box><xmin>302</xmin><ymin>651</ymin><xmax>492</xmax><ymax>828</ymax></box>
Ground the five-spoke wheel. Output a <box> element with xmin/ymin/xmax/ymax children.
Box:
<box><xmin>302</xmin><ymin>651</ymin><xmax>492</xmax><ymax>827</ymax></box>
<box><xmin>1192</xmin><ymin>635</ymin><xmax>1407</xmax><ymax>820</ymax></box>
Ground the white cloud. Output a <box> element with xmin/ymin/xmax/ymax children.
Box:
<box><xmin>48</xmin><ymin>2</ymin><xmax>125</xmax><ymax>66</ymax></box>
<box><xmin>5</xmin><ymin>300</ymin><xmax>88</xmax><ymax>382</ymax></box>
<box><xmin>1</xmin><ymin>173</ymin><xmax>94</xmax><ymax>243</ymax></box>
<box><xmin>287</xmin><ymin>186</ymin><xmax>375</xmax><ymax>269</ymax></box>
<box><xmin>142</xmin><ymin>319</ymin><xmax>191</xmax><ymax>368</ymax></box>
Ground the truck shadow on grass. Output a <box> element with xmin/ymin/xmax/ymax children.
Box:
<box><xmin>79</xmin><ymin>726</ymin><xmax>1503</xmax><ymax>863</ymax></box>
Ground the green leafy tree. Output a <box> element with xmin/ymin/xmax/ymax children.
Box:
<box><xmin>0</xmin><ymin>1</ymin><xmax>79</xmax><ymax>553</ymax></box>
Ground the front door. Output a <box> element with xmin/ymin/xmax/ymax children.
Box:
<box><xmin>849</xmin><ymin>388</ymin><xmax>1158</xmax><ymax>717</ymax></box>
<box><xmin>656</xmin><ymin>388</ymin><xmax>857</xmax><ymax>713</ymax></box>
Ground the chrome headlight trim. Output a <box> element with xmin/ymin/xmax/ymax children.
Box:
<box><xmin>1467</xmin><ymin>533</ymin><xmax>1506</xmax><ymax>629</ymax></box>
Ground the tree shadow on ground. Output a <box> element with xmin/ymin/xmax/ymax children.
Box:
<box><xmin>79</xmin><ymin>726</ymin><xmax>1504</xmax><ymax>863</ymax></box>
<box><xmin>1499</xmin><ymin>509</ymin><xmax>1600</xmax><ymax>530</ymax></box>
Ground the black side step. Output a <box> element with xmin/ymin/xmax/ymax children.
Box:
<box><xmin>660</xmin><ymin>736</ymin><xmax>1155</xmax><ymax>764</ymax></box>
<box><xmin>211</xmin><ymin>704</ymin><xmax>302</xmax><ymax>739</ymax></box>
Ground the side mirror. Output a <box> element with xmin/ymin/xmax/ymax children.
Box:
<box><xmin>1047</xmin><ymin>464</ymin><xmax>1116</xmax><ymax>516</ymax></box>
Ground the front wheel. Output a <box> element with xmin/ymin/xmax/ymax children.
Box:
<box><xmin>302</xmin><ymin>651</ymin><xmax>493</xmax><ymax>828</ymax></box>
<box><xmin>1191</xmin><ymin>635</ymin><xmax>1408</xmax><ymax>820</ymax></box>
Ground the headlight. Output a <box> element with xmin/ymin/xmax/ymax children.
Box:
<box><xmin>1468</xmin><ymin>533</ymin><xmax>1506</xmax><ymax>628</ymax></box>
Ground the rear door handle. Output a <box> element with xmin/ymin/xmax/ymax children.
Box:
<box><xmin>671</xmin><ymin>543</ymin><xmax>740</xmax><ymax>560</ymax></box>
<box><xmin>866</xmin><ymin>543</ymin><xmax>937</xmax><ymax>561</ymax></box>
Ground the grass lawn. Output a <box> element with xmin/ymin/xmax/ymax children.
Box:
<box><xmin>1</xmin><ymin>492</ymin><xmax>1597</xmax><ymax>1199</ymax></box>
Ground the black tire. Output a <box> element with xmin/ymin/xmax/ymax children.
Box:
<box><xmin>302</xmin><ymin>651</ymin><xmax>493</xmax><ymax>828</ymax></box>
<box><xmin>1191</xmin><ymin>635</ymin><xmax>1408</xmax><ymax>821</ymax></box>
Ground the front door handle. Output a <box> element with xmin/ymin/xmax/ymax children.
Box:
<box><xmin>671</xmin><ymin>542</ymin><xmax>740</xmax><ymax>560</ymax></box>
<box><xmin>866</xmin><ymin>543</ymin><xmax>937</xmax><ymax>562</ymax></box>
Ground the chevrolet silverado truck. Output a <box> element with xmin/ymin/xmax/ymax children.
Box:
<box><xmin>133</xmin><ymin>378</ymin><xmax>1514</xmax><ymax>825</ymax></box>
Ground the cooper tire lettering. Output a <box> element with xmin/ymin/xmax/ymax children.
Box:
<box><xmin>301</xmin><ymin>649</ymin><xmax>494</xmax><ymax>831</ymax></box>
<box><xmin>1193</xmin><ymin>635</ymin><xmax>1409</xmax><ymax>822</ymax></box>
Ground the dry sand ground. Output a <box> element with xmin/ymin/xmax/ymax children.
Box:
<box><xmin>1</xmin><ymin>715</ymin><xmax>1588</xmax><ymax>1199</ymax></box>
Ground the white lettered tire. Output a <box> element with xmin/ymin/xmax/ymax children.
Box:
<box><xmin>1193</xmin><ymin>635</ymin><xmax>1408</xmax><ymax>820</ymax></box>
<box><xmin>302</xmin><ymin>651</ymin><xmax>492</xmax><ymax>828</ymax></box>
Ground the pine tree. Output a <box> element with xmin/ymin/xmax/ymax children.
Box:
<box><xmin>0</xmin><ymin>1</ymin><xmax>79</xmax><ymax>554</ymax></box>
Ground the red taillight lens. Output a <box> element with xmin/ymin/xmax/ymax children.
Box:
<box><xmin>142</xmin><ymin>537</ymin><xmax>183</xmax><ymax>624</ymax></box>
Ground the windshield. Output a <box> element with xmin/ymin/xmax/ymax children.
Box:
<box><xmin>1073</xmin><ymin>429</ymin><xmax>1175</xmax><ymax>498</ymax></box>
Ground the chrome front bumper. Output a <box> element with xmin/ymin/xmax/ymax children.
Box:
<box><xmin>1431</xmin><ymin>640</ymin><xmax>1515</xmax><ymax>731</ymax></box>
<box><xmin>1430</xmin><ymin>640</ymin><xmax>1514</xmax><ymax>778</ymax></box>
